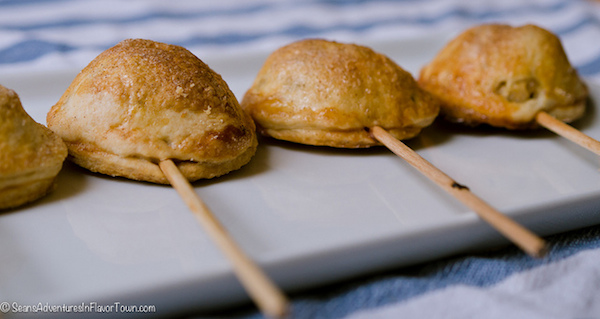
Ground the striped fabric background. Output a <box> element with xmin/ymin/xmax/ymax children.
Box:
<box><xmin>1</xmin><ymin>0</ymin><xmax>599</xmax><ymax>318</ymax></box>
<box><xmin>0</xmin><ymin>0</ymin><xmax>599</xmax><ymax>81</ymax></box>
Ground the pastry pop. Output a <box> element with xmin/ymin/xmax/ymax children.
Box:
<box><xmin>419</xmin><ymin>24</ymin><xmax>599</xmax><ymax>155</ymax></box>
<box><xmin>47</xmin><ymin>39</ymin><xmax>257</xmax><ymax>183</ymax></box>
<box><xmin>242</xmin><ymin>38</ymin><xmax>439</xmax><ymax>148</ymax></box>
<box><xmin>47</xmin><ymin>39</ymin><xmax>288</xmax><ymax>318</ymax></box>
<box><xmin>242</xmin><ymin>39</ymin><xmax>546</xmax><ymax>257</ymax></box>
<box><xmin>0</xmin><ymin>85</ymin><xmax>67</xmax><ymax>209</ymax></box>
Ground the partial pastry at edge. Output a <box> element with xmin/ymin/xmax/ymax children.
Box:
<box><xmin>241</xmin><ymin>38</ymin><xmax>440</xmax><ymax>148</ymax></box>
<box><xmin>47</xmin><ymin>39</ymin><xmax>257</xmax><ymax>184</ymax></box>
<box><xmin>418</xmin><ymin>24</ymin><xmax>589</xmax><ymax>129</ymax></box>
<box><xmin>0</xmin><ymin>85</ymin><xmax>67</xmax><ymax>210</ymax></box>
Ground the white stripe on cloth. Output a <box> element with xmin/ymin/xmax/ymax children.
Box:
<box><xmin>346</xmin><ymin>248</ymin><xmax>600</xmax><ymax>319</ymax></box>
<box><xmin>1</xmin><ymin>0</ymin><xmax>598</xmax><ymax>79</ymax></box>
<box><xmin>0</xmin><ymin>0</ymin><xmax>584</xmax><ymax>51</ymax></box>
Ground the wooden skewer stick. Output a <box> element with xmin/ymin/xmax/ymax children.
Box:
<box><xmin>369</xmin><ymin>126</ymin><xmax>547</xmax><ymax>258</ymax></box>
<box><xmin>159</xmin><ymin>159</ymin><xmax>289</xmax><ymax>319</ymax></box>
<box><xmin>536</xmin><ymin>111</ymin><xmax>600</xmax><ymax>156</ymax></box>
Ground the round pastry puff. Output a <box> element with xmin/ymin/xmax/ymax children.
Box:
<box><xmin>241</xmin><ymin>39</ymin><xmax>440</xmax><ymax>148</ymax></box>
<box><xmin>419</xmin><ymin>24</ymin><xmax>589</xmax><ymax>129</ymax></box>
<box><xmin>47</xmin><ymin>39</ymin><xmax>257</xmax><ymax>184</ymax></box>
<box><xmin>0</xmin><ymin>85</ymin><xmax>67</xmax><ymax>210</ymax></box>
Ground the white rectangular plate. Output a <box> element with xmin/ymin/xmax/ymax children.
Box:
<box><xmin>1</xmin><ymin>34</ymin><xmax>600</xmax><ymax>316</ymax></box>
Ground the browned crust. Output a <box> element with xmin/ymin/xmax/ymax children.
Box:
<box><xmin>0</xmin><ymin>175</ymin><xmax>58</xmax><ymax>210</ymax></box>
<box><xmin>64</xmin><ymin>138</ymin><xmax>257</xmax><ymax>184</ymax></box>
<box><xmin>0</xmin><ymin>85</ymin><xmax>67</xmax><ymax>209</ymax></box>
<box><xmin>47</xmin><ymin>39</ymin><xmax>257</xmax><ymax>182</ymax></box>
<box><xmin>241</xmin><ymin>39</ymin><xmax>440</xmax><ymax>148</ymax></box>
<box><xmin>418</xmin><ymin>24</ymin><xmax>588</xmax><ymax>129</ymax></box>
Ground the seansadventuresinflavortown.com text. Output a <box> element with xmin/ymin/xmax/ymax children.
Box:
<box><xmin>0</xmin><ymin>301</ymin><xmax>156</xmax><ymax>314</ymax></box>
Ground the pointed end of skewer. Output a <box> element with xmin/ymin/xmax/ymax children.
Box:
<box><xmin>263</xmin><ymin>297</ymin><xmax>291</xmax><ymax>319</ymax></box>
<box><xmin>535</xmin><ymin>243</ymin><xmax>550</xmax><ymax>259</ymax></box>
<box><xmin>253</xmin><ymin>279</ymin><xmax>290</xmax><ymax>319</ymax></box>
<box><xmin>525</xmin><ymin>239</ymin><xmax>549</xmax><ymax>259</ymax></box>
<box><xmin>508</xmin><ymin>222</ymin><xmax>548</xmax><ymax>258</ymax></box>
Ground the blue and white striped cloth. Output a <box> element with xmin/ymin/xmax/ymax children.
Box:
<box><xmin>1</xmin><ymin>0</ymin><xmax>600</xmax><ymax>81</ymax></box>
<box><xmin>1</xmin><ymin>0</ymin><xmax>600</xmax><ymax>318</ymax></box>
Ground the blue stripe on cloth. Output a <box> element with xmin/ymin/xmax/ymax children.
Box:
<box><xmin>215</xmin><ymin>225</ymin><xmax>600</xmax><ymax>319</ymax></box>
<box><xmin>554</xmin><ymin>15</ymin><xmax>599</xmax><ymax>35</ymax></box>
<box><xmin>0</xmin><ymin>0</ymin><xmax>71</xmax><ymax>7</ymax></box>
<box><xmin>172</xmin><ymin>3</ymin><xmax>597</xmax><ymax>47</ymax></box>
<box><xmin>0</xmin><ymin>0</ymin><xmax>570</xmax><ymax>30</ymax></box>
<box><xmin>579</xmin><ymin>55</ymin><xmax>600</xmax><ymax>77</ymax></box>
<box><xmin>0</xmin><ymin>1</ymin><xmax>590</xmax><ymax>67</ymax></box>
<box><xmin>0</xmin><ymin>4</ymin><xmax>272</xmax><ymax>31</ymax></box>
<box><xmin>552</xmin><ymin>15</ymin><xmax>600</xmax><ymax>76</ymax></box>
<box><xmin>0</xmin><ymin>39</ymin><xmax>75</xmax><ymax>64</ymax></box>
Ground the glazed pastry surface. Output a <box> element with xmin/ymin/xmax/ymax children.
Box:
<box><xmin>419</xmin><ymin>24</ymin><xmax>588</xmax><ymax>129</ymax></box>
<box><xmin>242</xmin><ymin>39</ymin><xmax>440</xmax><ymax>148</ymax></box>
<box><xmin>47</xmin><ymin>39</ymin><xmax>257</xmax><ymax>183</ymax></box>
<box><xmin>1</xmin><ymin>85</ymin><xmax>67</xmax><ymax>209</ymax></box>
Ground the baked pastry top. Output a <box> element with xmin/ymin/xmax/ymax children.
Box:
<box><xmin>47</xmin><ymin>39</ymin><xmax>257</xmax><ymax>184</ymax></box>
<box><xmin>241</xmin><ymin>39</ymin><xmax>440</xmax><ymax>148</ymax></box>
<box><xmin>419</xmin><ymin>24</ymin><xmax>588</xmax><ymax>129</ymax></box>
<box><xmin>0</xmin><ymin>85</ymin><xmax>67</xmax><ymax>209</ymax></box>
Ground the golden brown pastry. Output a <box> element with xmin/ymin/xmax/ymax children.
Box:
<box><xmin>241</xmin><ymin>39</ymin><xmax>440</xmax><ymax>148</ymax></box>
<box><xmin>0</xmin><ymin>85</ymin><xmax>67</xmax><ymax>209</ymax></box>
<box><xmin>47</xmin><ymin>39</ymin><xmax>257</xmax><ymax>184</ymax></box>
<box><xmin>419</xmin><ymin>24</ymin><xmax>588</xmax><ymax>129</ymax></box>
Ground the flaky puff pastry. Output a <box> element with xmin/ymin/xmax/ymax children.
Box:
<box><xmin>241</xmin><ymin>39</ymin><xmax>440</xmax><ymax>148</ymax></box>
<box><xmin>47</xmin><ymin>39</ymin><xmax>257</xmax><ymax>184</ymax></box>
<box><xmin>0</xmin><ymin>85</ymin><xmax>67</xmax><ymax>209</ymax></box>
<box><xmin>419</xmin><ymin>24</ymin><xmax>588</xmax><ymax>129</ymax></box>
